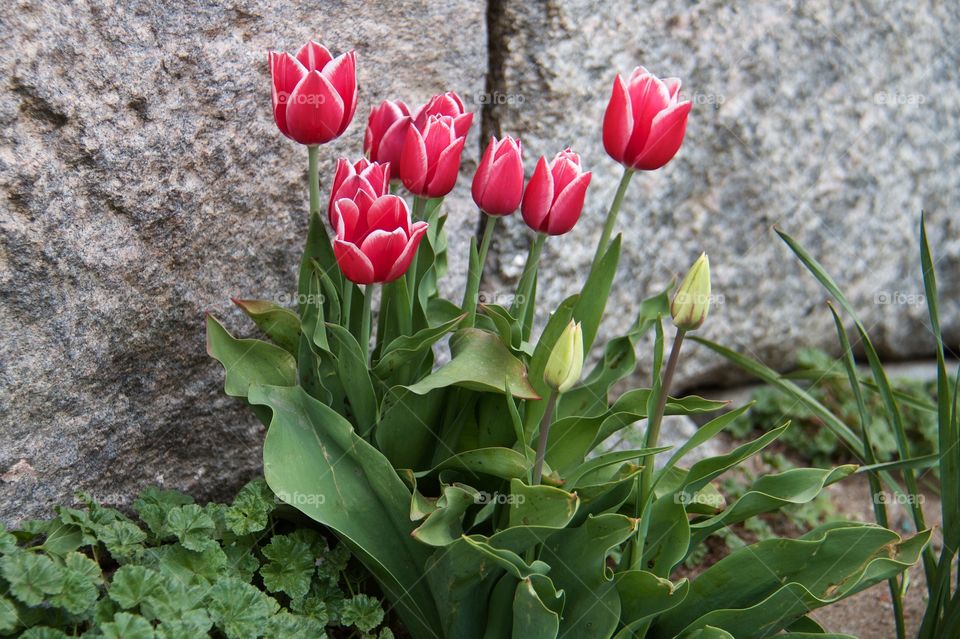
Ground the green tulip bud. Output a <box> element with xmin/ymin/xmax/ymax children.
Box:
<box><xmin>544</xmin><ymin>320</ymin><xmax>584</xmax><ymax>393</ymax></box>
<box><xmin>671</xmin><ymin>253</ymin><xmax>711</xmax><ymax>331</ymax></box>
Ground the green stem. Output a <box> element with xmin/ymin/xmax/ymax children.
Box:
<box><xmin>592</xmin><ymin>167</ymin><xmax>633</xmax><ymax>268</ymax></box>
<box><xmin>308</xmin><ymin>145</ymin><xmax>320</xmax><ymax>215</ymax></box>
<box><xmin>407</xmin><ymin>196</ymin><xmax>428</xmax><ymax>311</ymax></box>
<box><xmin>513</xmin><ymin>233</ymin><xmax>546</xmax><ymax>331</ymax></box>
<box><xmin>342</xmin><ymin>281</ymin><xmax>354</xmax><ymax>333</ymax></box>
<box><xmin>463</xmin><ymin>214</ymin><xmax>498</xmax><ymax>325</ymax></box>
<box><xmin>360</xmin><ymin>285</ymin><xmax>373</xmax><ymax>363</ymax></box>
<box><xmin>532</xmin><ymin>392</ymin><xmax>558</xmax><ymax>484</ymax></box>
<box><xmin>632</xmin><ymin>327</ymin><xmax>686</xmax><ymax>570</ymax></box>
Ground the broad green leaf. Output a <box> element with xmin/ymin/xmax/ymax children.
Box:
<box><xmin>574</xmin><ymin>234</ymin><xmax>621</xmax><ymax>349</ymax></box>
<box><xmin>641</xmin><ymin>494</ymin><xmax>691</xmax><ymax>577</ymax></box>
<box><xmin>48</xmin><ymin>551</ymin><xmax>102</xmax><ymax>614</ymax></box>
<box><xmin>411</xmin><ymin>484</ymin><xmax>479</xmax><ymax>546</ymax></box>
<box><xmin>651</xmin><ymin>524</ymin><xmax>931</xmax><ymax>638</ymax></box>
<box><xmin>407</xmin><ymin>329</ymin><xmax>539</xmax><ymax>399</ymax></box>
<box><xmin>420</xmin><ymin>447</ymin><xmax>529</xmax><ymax>481</ymax></box>
<box><xmin>0</xmin><ymin>597</ymin><xmax>17</xmax><ymax>633</ymax></box>
<box><xmin>254</xmin><ymin>384</ymin><xmax>441</xmax><ymax>638</ymax></box>
<box><xmin>374</xmin><ymin>314</ymin><xmax>466</xmax><ymax>379</ymax></box>
<box><xmin>265</xmin><ymin>611</ymin><xmax>326</xmax><ymax>639</ymax></box>
<box><xmin>680</xmin><ymin>423</ymin><xmax>790</xmax><ymax>497</ymax></box>
<box><xmin>512</xmin><ymin>577</ymin><xmax>560</xmax><ymax>639</ymax></box>
<box><xmin>507</xmin><ymin>479</ymin><xmax>579</xmax><ymax>529</ymax></box>
<box><xmin>340</xmin><ymin>593</ymin><xmax>385</xmax><ymax>632</ymax></box>
<box><xmin>688</xmin><ymin>465</ymin><xmax>856</xmax><ymax>547</ymax></box>
<box><xmin>205</xmin><ymin>314</ymin><xmax>296</xmax><ymax>425</ymax></box>
<box><xmin>325</xmin><ymin>324</ymin><xmax>379</xmax><ymax>435</ymax></box>
<box><xmin>565</xmin><ymin>447</ymin><xmax>670</xmax><ymax>488</ymax></box>
<box><xmin>376</xmin><ymin>386</ymin><xmax>447</xmax><ymax>471</ymax></box>
<box><xmin>540</xmin><ymin>514</ymin><xmax>637</xmax><ymax>638</ymax></box>
<box><xmin>232</xmin><ymin>299</ymin><xmax>301</xmax><ymax>355</ymax></box>
<box><xmin>614</xmin><ymin>571</ymin><xmax>689</xmax><ymax>638</ymax></box>
<box><xmin>298</xmin><ymin>209</ymin><xmax>340</xmax><ymax>316</ymax></box>
<box><xmin>224</xmin><ymin>479</ymin><xmax>274</xmax><ymax>536</ymax></box>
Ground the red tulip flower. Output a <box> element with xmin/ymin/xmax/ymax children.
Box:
<box><xmin>364</xmin><ymin>99</ymin><xmax>412</xmax><ymax>167</ymax></box>
<box><xmin>399</xmin><ymin>115</ymin><xmax>468</xmax><ymax>198</ymax></box>
<box><xmin>602</xmin><ymin>67</ymin><xmax>691</xmax><ymax>171</ymax></box>
<box><xmin>472</xmin><ymin>136</ymin><xmax>524</xmax><ymax>216</ymax></box>
<box><xmin>521</xmin><ymin>150</ymin><xmax>592</xmax><ymax>236</ymax></box>
<box><xmin>331</xmin><ymin>192</ymin><xmax>428</xmax><ymax>285</ymax></box>
<box><xmin>328</xmin><ymin>158</ymin><xmax>390</xmax><ymax>227</ymax></box>
<box><xmin>269</xmin><ymin>41</ymin><xmax>358</xmax><ymax>145</ymax></box>
<box><xmin>413</xmin><ymin>92</ymin><xmax>473</xmax><ymax>138</ymax></box>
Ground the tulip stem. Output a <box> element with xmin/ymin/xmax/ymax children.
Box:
<box><xmin>307</xmin><ymin>145</ymin><xmax>320</xmax><ymax>215</ymax></box>
<box><xmin>360</xmin><ymin>285</ymin><xmax>373</xmax><ymax>362</ymax></box>
<box><xmin>407</xmin><ymin>196</ymin><xmax>428</xmax><ymax>312</ymax></box>
<box><xmin>342</xmin><ymin>281</ymin><xmax>354</xmax><ymax>332</ymax></box>
<box><xmin>631</xmin><ymin>325</ymin><xmax>686</xmax><ymax>571</ymax></box>
<box><xmin>463</xmin><ymin>214</ymin><xmax>497</xmax><ymax>325</ymax></box>
<box><xmin>532</xmin><ymin>391</ymin><xmax>558</xmax><ymax>485</ymax></box>
<box><xmin>592</xmin><ymin>167</ymin><xmax>634</xmax><ymax>267</ymax></box>
<box><xmin>513</xmin><ymin>233</ymin><xmax>546</xmax><ymax>339</ymax></box>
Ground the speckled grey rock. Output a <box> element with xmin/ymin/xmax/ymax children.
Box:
<box><xmin>0</xmin><ymin>0</ymin><xmax>486</xmax><ymax>522</ymax></box>
<box><xmin>486</xmin><ymin>0</ymin><xmax>960</xmax><ymax>389</ymax></box>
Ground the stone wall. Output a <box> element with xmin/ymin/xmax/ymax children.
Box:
<box><xmin>1</xmin><ymin>0</ymin><xmax>957</xmax><ymax>521</ymax></box>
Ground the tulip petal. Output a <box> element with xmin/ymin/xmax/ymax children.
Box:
<box><xmin>269</xmin><ymin>52</ymin><xmax>306</xmax><ymax>138</ymax></box>
<box><xmin>376</xmin><ymin>115</ymin><xmax>411</xmax><ymax>167</ymax></box>
<box><xmin>323</xmin><ymin>51</ymin><xmax>358</xmax><ymax>134</ymax></box>
<box><xmin>361</xmin><ymin>228</ymin><xmax>408</xmax><ymax>281</ymax></box>
<box><xmin>521</xmin><ymin>156</ymin><xmax>554</xmax><ymax>232</ymax></box>
<box><xmin>622</xmin><ymin>74</ymin><xmax>672</xmax><ymax>163</ymax></box>
<box><xmin>550</xmin><ymin>151</ymin><xmax>582</xmax><ymax>196</ymax></box>
<box><xmin>296</xmin><ymin>41</ymin><xmax>333</xmax><ymax>72</ymax></box>
<box><xmin>632</xmin><ymin>100</ymin><xmax>692</xmax><ymax>170</ymax></box>
<box><xmin>545</xmin><ymin>171</ymin><xmax>591</xmax><ymax>236</ymax></box>
<box><xmin>426</xmin><ymin>135</ymin><xmax>466</xmax><ymax>198</ymax></box>
<box><xmin>333</xmin><ymin>198</ymin><xmax>360</xmax><ymax>240</ymax></box>
<box><xmin>472</xmin><ymin>136</ymin><xmax>498</xmax><ymax>207</ymax></box>
<box><xmin>285</xmin><ymin>71</ymin><xmax>345</xmax><ymax>145</ymax></box>
<box><xmin>663</xmin><ymin>77</ymin><xmax>682</xmax><ymax>100</ymax></box>
<box><xmin>365</xmin><ymin>194</ymin><xmax>408</xmax><ymax>234</ymax></box>
<box><xmin>476</xmin><ymin>140</ymin><xmax>524</xmax><ymax>215</ymax></box>
<box><xmin>602</xmin><ymin>74</ymin><xmax>633</xmax><ymax>163</ymax></box>
<box><xmin>328</xmin><ymin>159</ymin><xmax>355</xmax><ymax>224</ymax></box>
<box><xmin>400</xmin><ymin>125</ymin><xmax>428</xmax><ymax>195</ymax></box>
<box><xmin>385</xmin><ymin>222</ymin><xmax>429</xmax><ymax>282</ymax></box>
<box><xmin>334</xmin><ymin>239</ymin><xmax>376</xmax><ymax>285</ymax></box>
<box><xmin>451</xmin><ymin>112</ymin><xmax>474</xmax><ymax>138</ymax></box>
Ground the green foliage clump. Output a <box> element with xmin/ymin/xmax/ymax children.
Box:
<box><xmin>0</xmin><ymin>481</ymin><xmax>394</xmax><ymax>638</ymax></box>
<box><xmin>730</xmin><ymin>348</ymin><xmax>940</xmax><ymax>465</ymax></box>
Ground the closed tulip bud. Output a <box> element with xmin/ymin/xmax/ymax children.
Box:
<box><xmin>331</xmin><ymin>192</ymin><xmax>428</xmax><ymax>285</ymax></box>
<box><xmin>472</xmin><ymin>136</ymin><xmax>524</xmax><ymax>216</ymax></box>
<box><xmin>521</xmin><ymin>150</ymin><xmax>592</xmax><ymax>236</ymax></box>
<box><xmin>413</xmin><ymin>92</ymin><xmax>473</xmax><ymax>138</ymax></box>
<box><xmin>328</xmin><ymin>158</ymin><xmax>391</xmax><ymax>228</ymax></box>
<box><xmin>544</xmin><ymin>320</ymin><xmax>584</xmax><ymax>393</ymax></box>
<box><xmin>269</xmin><ymin>41</ymin><xmax>358</xmax><ymax>145</ymax></box>
<box><xmin>603</xmin><ymin>66</ymin><xmax>691</xmax><ymax>171</ymax></box>
<box><xmin>671</xmin><ymin>253</ymin><xmax>711</xmax><ymax>331</ymax></box>
<box><xmin>364</xmin><ymin>99</ymin><xmax>412</xmax><ymax>167</ymax></box>
<box><xmin>400</xmin><ymin>114</ymin><xmax>468</xmax><ymax>198</ymax></box>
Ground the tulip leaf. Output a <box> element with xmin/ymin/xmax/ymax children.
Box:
<box><xmin>254</xmin><ymin>383</ymin><xmax>441</xmax><ymax>638</ymax></box>
<box><xmin>688</xmin><ymin>465</ymin><xmax>857</xmax><ymax>548</ymax></box>
<box><xmin>374</xmin><ymin>314</ymin><xmax>466</xmax><ymax>379</ymax></box>
<box><xmin>613</xmin><ymin>570</ymin><xmax>689</xmax><ymax>638</ymax></box>
<box><xmin>406</xmin><ymin>328</ymin><xmax>539</xmax><ymax>400</ymax></box>
<box><xmin>540</xmin><ymin>514</ymin><xmax>637</xmax><ymax>638</ymax></box>
<box><xmin>325</xmin><ymin>324</ymin><xmax>379</xmax><ymax>436</ymax></box>
<box><xmin>512</xmin><ymin>577</ymin><xmax>561</xmax><ymax>639</ymax></box>
<box><xmin>231</xmin><ymin>299</ymin><xmax>301</xmax><ymax>355</ymax></box>
<box><xmin>298</xmin><ymin>210</ymin><xmax>340</xmax><ymax>316</ymax></box>
<box><xmin>641</xmin><ymin>493</ymin><xmax>691</xmax><ymax>577</ymax></box>
<box><xmin>650</xmin><ymin>524</ymin><xmax>931</xmax><ymax>638</ymax></box>
<box><xmin>411</xmin><ymin>484</ymin><xmax>479</xmax><ymax>546</ymax></box>
<box><xmin>574</xmin><ymin>234</ymin><xmax>621</xmax><ymax>350</ymax></box>
<box><xmin>376</xmin><ymin>386</ymin><xmax>447</xmax><ymax>471</ymax></box>
<box><xmin>418</xmin><ymin>447</ymin><xmax>529</xmax><ymax>481</ymax></box>
<box><xmin>205</xmin><ymin>314</ymin><xmax>296</xmax><ymax>425</ymax></box>
<box><xmin>479</xmin><ymin>304</ymin><xmax>522</xmax><ymax>350</ymax></box>
<box><xmin>507</xmin><ymin>479</ymin><xmax>579</xmax><ymax>529</ymax></box>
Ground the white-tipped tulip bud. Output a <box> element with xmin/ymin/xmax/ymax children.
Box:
<box><xmin>544</xmin><ymin>320</ymin><xmax>584</xmax><ymax>393</ymax></box>
<box><xmin>671</xmin><ymin>253</ymin><xmax>711</xmax><ymax>331</ymax></box>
